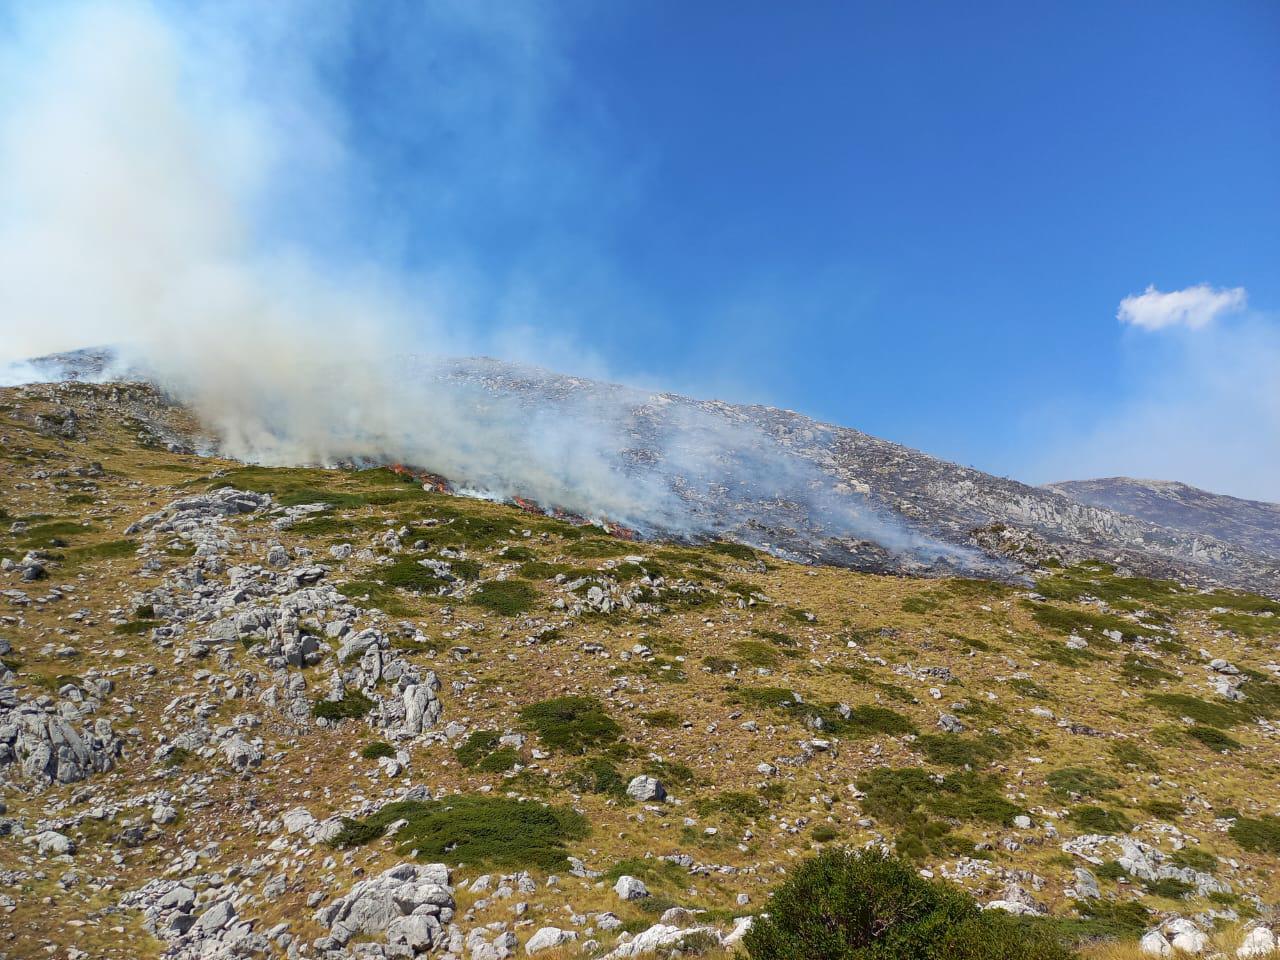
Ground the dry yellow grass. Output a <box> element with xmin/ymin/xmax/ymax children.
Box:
<box><xmin>1</xmin><ymin>382</ymin><xmax>1279</xmax><ymax>958</ymax></box>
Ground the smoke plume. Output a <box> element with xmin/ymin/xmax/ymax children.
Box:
<box><xmin>0</xmin><ymin>0</ymin><xmax>974</xmax><ymax>568</ymax></box>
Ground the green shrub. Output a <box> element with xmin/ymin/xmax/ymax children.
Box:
<box><xmin>163</xmin><ymin>747</ymin><xmax>192</xmax><ymax>768</ymax></box>
<box><xmin>1146</xmin><ymin>693</ymin><xmax>1246</xmax><ymax>728</ymax></box>
<box><xmin>811</xmin><ymin>824</ymin><xmax>839</xmax><ymax>843</ymax></box>
<box><xmin>1230</xmin><ymin>815</ymin><xmax>1280</xmax><ymax>854</ymax></box>
<box><xmin>1120</xmin><ymin>655</ymin><xmax>1176</xmax><ymax>687</ymax></box>
<box><xmin>566</xmin><ymin>757</ymin><xmax>627</xmax><ymax>796</ymax></box>
<box><xmin>312</xmin><ymin>692</ymin><xmax>375</xmax><ymax>722</ymax></box>
<box><xmin>114</xmin><ymin>618</ymin><xmax>160</xmax><ymax>635</ymax></box>
<box><xmin>733</xmin><ymin>640</ymin><xmax>783</xmax><ymax>667</ymax></box>
<box><xmin>703</xmin><ymin>656</ymin><xmax>737</xmax><ymax>674</ymax></box>
<box><xmin>381</xmin><ymin>558</ymin><xmax>451</xmax><ymax>593</ymax></box>
<box><xmin>1024</xmin><ymin>601</ymin><xmax>1134</xmax><ymax>641</ymax></box>
<box><xmin>704</xmin><ymin>540</ymin><xmax>758</xmax><ymax>561</ymax></box>
<box><xmin>64</xmin><ymin>538</ymin><xmax>138</xmax><ymax>564</ymax></box>
<box><xmin>475</xmin><ymin>746</ymin><xmax>519</xmax><ymax>772</ymax></box>
<box><xmin>470</xmin><ymin>580</ymin><xmax>537</xmax><ymax>616</ymax></box>
<box><xmin>640</xmin><ymin>710</ymin><xmax>683</xmax><ymax>728</ymax></box>
<box><xmin>1145</xmin><ymin>877</ymin><xmax>1193</xmax><ymax>899</ymax></box>
<box><xmin>917</xmin><ymin>734</ymin><xmax>1006</xmax><ymax>767</ymax></box>
<box><xmin>1045</xmin><ymin>767</ymin><xmax>1120</xmax><ymax>800</ymax></box>
<box><xmin>1142</xmin><ymin>799</ymin><xmax>1184</xmax><ymax>820</ymax></box>
<box><xmin>859</xmin><ymin>768</ymin><xmax>1022</xmax><ymax>827</ymax></box>
<box><xmin>329</xmin><ymin>794</ymin><xmax>588</xmax><ymax>870</ymax></box>
<box><xmin>695</xmin><ymin>791</ymin><xmax>767</xmax><ymax>823</ymax></box>
<box><xmin>1067</xmin><ymin>805</ymin><xmax>1132</xmax><ymax>834</ymax></box>
<box><xmin>742</xmin><ymin>848</ymin><xmax>1070</xmax><ymax>960</ymax></box>
<box><xmin>1187</xmin><ymin>725</ymin><xmax>1241</xmax><ymax>751</ymax></box>
<box><xmin>857</xmin><ymin>767</ymin><xmax>1022</xmax><ymax>860</ymax></box>
<box><xmin>519</xmin><ymin>696</ymin><xmax>621</xmax><ymax>754</ymax></box>
<box><xmin>456</xmin><ymin>730</ymin><xmax>501</xmax><ymax>768</ymax></box>
<box><xmin>1110</xmin><ymin>742</ymin><xmax>1160</xmax><ymax>771</ymax></box>
<box><xmin>360</xmin><ymin>741</ymin><xmax>395</xmax><ymax>760</ymax></box>
<box><xmin>1170</xmin><ymin>847</ymin><xmax>1217</xmax><ymax>873</ymax></box>
<box><xmin>644</xmin><ymin>758</ymin><xmax>695</xmax><ymax>786</ymax></box>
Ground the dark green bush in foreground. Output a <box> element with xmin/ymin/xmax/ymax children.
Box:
<box><xmin>744</xmin><ymin>848</ymin><xmax>1071</xmax><ymax>960</ymax></box>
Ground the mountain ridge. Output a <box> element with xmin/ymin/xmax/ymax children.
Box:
<box><xmin>7</xmin><ymin>346</ymin><xmax>1279</xmax><ymax>597</ymax></box>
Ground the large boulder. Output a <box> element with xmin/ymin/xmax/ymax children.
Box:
<box><xmin>626</xmin><ymin>775</ymin><xmax>667</xmax><ymax>803</ymax></box>
<box><xmin>315</xmin><ymin>862</ymin><xmax>454</xmax><ymax>955</ymax></box>
<box><xmin>526</xmin><ymin>927</ymin><xmax>577</xmax><ymax>954</ymax></box>
<box><xmin>1239</xmin><ymin>926</ymin><xmax>1277</xmax><ymax>958</ymax></box>
<box><xmin>402</xmin><ymin>673</ymin><xmax>443</xmax><ymax>734</ymax></box>
<box><xmin>614</xmin><ymin>875</ymin><xmax>649</xmax><ymax>901</ymax></box>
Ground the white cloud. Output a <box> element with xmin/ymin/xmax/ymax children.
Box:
<box><xmin>1117</xmin><ymin>283</ymin><xmax>1247</xmax><ymax>331</ymax></box>
<box><xmin>1030</xmin><ymin>318</ymin><xmax>1280</xmax><ymax>502</ymax></box>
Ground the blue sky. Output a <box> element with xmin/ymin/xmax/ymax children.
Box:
<box><xmin>2</xmin><ymin>1</ymin><xmax>1277</xmax><ymax>497</ymax></box>
<box><xmin>316</xmin><ymin>1</ymin><xmax>1280</xmax><ymax>492</ymax></box>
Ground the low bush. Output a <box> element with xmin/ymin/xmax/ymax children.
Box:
<box><xmin>742</xmin><ymin>848</ymin><xmax>1070</xmax><ymax>960</ymax></box>
<box><xmin>1230</xmin><ymin>814</ymin><xmax>1280</xmax><ymax>854</ymax></box>
<box><xmin>475</xmin><ymin>746</ymin><xmax>519</xmax><ymax>772</ymax></box>
<box><xmin>470</xmin><ymin>580</ymin><xmax>537</xmax><ymax>616</ymax></box>
<box><xmin>857</xmin><ymin>767</ymin><xmax>1022</xmax><ymax>860</ymax></box>
<box><xmin>1187</xmin><ymin>725</ymin><xmax>1241</xmax><ymax>751</ymax></box>
<box><xmin>640</xmin><ymin>709</ymin><xmax>683</xmax><ymax>728</ymax></box>
<box><xmin>381</xmin><ymin>558</ymin><xmax>451</xmax><ymax>593</ymax></box>
<box><xmin>455</xmin><ymin>730</ymin><xmax>501</xmax><ymax>768</ymax></box>
<box><xmin>519</xmin><ymin>696</ymin><xmax>621</xmax><ymax>754</ymax></box>
<box><xmin>566</xmin><ymin>757</ymin><xmax>627</xmax><ymax>796</ymax></box>
<box><xmin>1109</xmin><ymin>741</ymin><xmax>1160</xmax><ymax>771</ymax></box>
<box><xmin>360</xmin><ymin>741</ymin><xmax>395</xmax><ymax>760</ymax></box>
<box><xmin>1045</xmin><ymin>767</ymin><xmax>1120</xmax><ymax>800</ymax></box>
<box><xmin>312</xmin><ymin>692</ymin><xmax>375</xmax><ymax>722</ymax></box>
<box><xmin>917</xmin><ymin>734</ymin><xmax>1006</xmax><ymax>767</ymax></box>
<box><xmin>1067</xmin><ymin>805</ymin><xmax>1132</xmax><ymax>834</ymax></box>
<box><xmin>1146</xmin><ymin>693</ymin><xmax>1246</xmax><ymax>728</ymax></box>
<box><xmin>329</xmin><ymin>794</ymin><xmax>588</xmax><ymax>870</ymax></box>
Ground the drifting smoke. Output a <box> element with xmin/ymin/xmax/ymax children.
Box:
<box><xmin>0</xmin><ymin>1</ymin><xmax>977</xmax><ymax>569</ymax></box>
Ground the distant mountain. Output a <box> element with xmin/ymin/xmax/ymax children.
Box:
<box><xmin>10</xmin><ymin>346</ymin><xmax>1280</xmax><ymax>595</ymax></box>
<box><xmin>1047</xmin><ymin>477</ymin><xmax>1280</xmax><ymax>562</ymax></box>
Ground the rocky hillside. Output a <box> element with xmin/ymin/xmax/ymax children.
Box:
<box><xmin>1</xmin><ymin>379</ymin><xmax>1279</xmax><ymax>960</ymax></box>
<box><xmin>1048</xmin><ymin>479</ymin><xmax>1280</xmax><ymax>562</ymax></box>
<box><xmin>12</xmin><ymin>349</ymin><xmax>1280</xmax><ymax>599</ymax></box>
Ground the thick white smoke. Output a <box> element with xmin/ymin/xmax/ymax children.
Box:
<box><xmin>0</xmin><ymin>0</ymin><xmax>978</xmax><ymax>569</ymax></box>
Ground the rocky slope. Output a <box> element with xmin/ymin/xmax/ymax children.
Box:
<box><xmin>1</xmin><ymin>380</ymin><xmax>1279</xmax><ymax>960</ymax></box>
<box><xmin>1048</xmin><ymin>479</ymin><xmax>1280</xmax><ymax>562</ymax></box>
<box><xmin>9</xmin><ymin>349</ymin><xmax>1280</xmax><ymax>598</ymax></box>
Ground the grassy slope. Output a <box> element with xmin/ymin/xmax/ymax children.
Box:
<box><xmin>0</xmin><ymin>383</ymin><xmax>1277</xmax><ymax>958</ymax></box>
